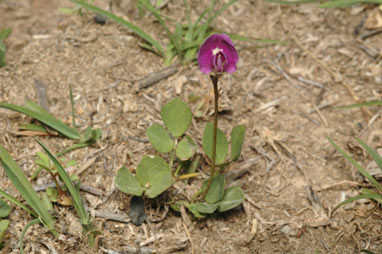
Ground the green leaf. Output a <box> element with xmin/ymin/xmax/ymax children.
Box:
<box><xmin>0</xmin><ymin>199</ymin><xmax>10</xmax><ymax>218</ymax></box>
<box><xmin>0</xmin><ymin>220</ymin><xmax>9</xmax><ymax>241</ymax></box>
<box><xmin>335</xmin><ymin>100</ymin><xmax>382</xmax><ymax>109</ymax></box>
<box><xmin>19</xmin><ymin>124</ymin><xmax>49</xmax><ymax>133</ymax></box>
<box><xmin>161</xmin><ymin>98</ymin><xmax>192</xmax><ymax>137</ymax></box>
<box><xmin>0</xmin><ymin>101</ymin><xmax>81</xmax><ymax>140</ymax></box>
<box><xmin>265</xmin><ymin>0</ymin><xmax>319</xmax><ymax>4</ymax></box>
<box><xmin>189</xmin><ymin>202</ymin><xmax>218</xmax><ymax>214</ymax></box>
<box><xmin>230</xmin><ymin>125</ymin><xmax>246</xmax><ymax>161</ymax></box>
<box><xmin>69</xmin><ymin>0</ymin><xmax>164</xmax><ymax>56</ymax></box>
<box><xmin>136</xmin><ymin>156</ymin><xmax>173</xmax><ymax>198</ymax></box>
<box><xmin>356</xmin><ymin>137</ymin><xmax>382</xmax><ymax>170</ymax></box>
<box><xmin>41</xmin><ymin>192</ymin><xmax>54</xmax><ymax>211</ymax></box>
<box><xmin>176</xmin><ymin>136</ymin><xmax>197</xmax><ymax>160</ymax></box>
<box><xmin>218</xmin><ymin>186</ymin><xmax>245</xmax><ymax>212</ymax></box>
<box><xmin>0</xmin><ymin>189</ymin><xmax>36</xmax><ymax>217</ymax></box>
<box><xmin>202</xmin><ymin>174</ymin><xmax>225</xmax><ymax>204</ymax></box>
<box><xmin>147</xmin><ymin>123</ymin><xmax>174</xmax><ymax>153</ymax></box>
<box><xmin>0</xmin><ymin>28</ymin><xmax>12</xmax><ymax>41</ymax></box>
<box><xmin>46</xmin><ymin>187</ymin><xmax>58</xmax><ymax>203</ymax></box>
<box><xmin>115</xmin><ymin>166</ymin><xmax>144</xmax><ymax>196</ymax></box>
<box><xmin>0</xmin><ymin>145</ymin><xmax>57</xmax><ymax>236</ymax></box>
<box><xmin>320</xmin><ymin>0</ymin><xmax>382</xmax><ymax>8</ymax></box>
<box><xmin>203</xmin><ymin>123</ymin><xmax>228</xmax><ymax>164</ymax></box>
<box><xmin>327</xmin><ymin>137</ymin><xmax>382</xmax><ymax>193</ymax></box>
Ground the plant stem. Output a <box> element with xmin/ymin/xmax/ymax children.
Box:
<box><xmin>201</xmin><ymin>74</ymin><xmax>219</xmax><ymax>200</ymax></box>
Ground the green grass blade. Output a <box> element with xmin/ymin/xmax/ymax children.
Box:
<box><xmin>19</xmin><ymin>219</ymin><xmax>40</xmax><ymax>254</ymax></box>
<box><xmin>68</xmin><ymin>0</ymin><xmax>164</xmax><ymax>56</ymax></box>
<box><xmin>332</xmin><ymin>193</ymin><xmax>381</xmax><ymax>214</ymax></box>
<box><xmin>356</xmin><ymin>137</ymin><xmax>382</xmax><ymax>170</ymax></box>
<box><xmin>206</xmin><ymin>0</ymin><xmax>238</xmax><ymax>25</ymax></box>
<box><xmin>69</xmin><ymin>85</ymin><xmax>77</xmax><ymax>129</ymax></box>
<box><xmin>335</xmin><ymin>100</ymin><xmax>382</xmax><ymax>109</ymax></box>
<box><xmin>139</xmin><ymin>0</ymin><xmax>180</xmax><ymax>55</ymax></box>
<box><xmin>35</xmin><ymin>139</ymin><xmax>90</xmax><ymax>226</ymax></box>
<box><xmin>265</xmin><ymin>0</ymin><xmax>319</xmax><ymax>3</ymax></box>
<box><xmin>327</xmin><ymin>137</ymin><xmax>382</xmax><ymax>193</ymax></box>
<box><xmin>320</xmin><ymin>0</ymin><xmax>382</xmax><ymax>8</ymax></box>
<box><xmin>0</xmin><ymin>146</ymin><xmax>56</xmax><ymax>235</ymax></box>
<box><xmin>0</xmin><ymin>102</ymin><xmax>81</xmax><ymax>140</ymax></box>
<box><xmin>0</xmin><ymin>189</ymin><xmax>36</xmax><ymax>217</ymax></box>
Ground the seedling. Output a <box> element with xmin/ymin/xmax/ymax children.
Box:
<box><xmin>0</xmin><ymin>145</ymin><xmax>57</xmax><ymax>254</ymax></box>
<box><xmin>36</xmin><ymin>139</ymin><xmax>101</xmax><ymax>247</ymax></box>
<box><xmin>68</xmin><ymin>0</ymin><xmax>285</xmax><ymax>66</ymax></box>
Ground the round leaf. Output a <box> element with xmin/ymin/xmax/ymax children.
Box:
<box><xmin>161</xmin><ymin>98</ymin><xmax>192</xmax><ymax>137</ymax></box>
<box><xmin>202</xmin><ymin>174</ymin><xmax>225</xmax><ymax>204</ymax></box>
<box><xmin>218</xmin><ymin>186</ymin><xmax>245</xmax><ymax>212</ymax></box>
<box><xmin>0</xmin><ymin>199</ymin><xmax>10</xmax><ymax>218</ymax></box>
<box><xmin>115</xmin><ymin>166</ymin><xmax>144</xmax><ymax>196</ymax></box>
<box><xmin>136</xmin><ymin>156</ymin><xmax>173</xmax><ymax>198</ymax></box>
<box><xmin>231</xmin><ymin>125</ymin><xmax>246</xmax><ymax>161</ymax></box>
<box><xmin>147</xmin><ymin>123</ymin><xmax>174</xmax><ymax>153</ymax></box>
<box><xmin>202</xmin><ymin>123</ymin><xmax>228</xmax><ymax>164</ymax></box>
<box><xmin>176</xmin><ymin>136</ymin><xmax>197</xmax><ymax>160</ymax></box>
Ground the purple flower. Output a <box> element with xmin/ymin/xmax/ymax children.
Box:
<box><xmin>198</xmin><ymin>33</ymin><xmax>239</xmax><ymax>75</ymax></box>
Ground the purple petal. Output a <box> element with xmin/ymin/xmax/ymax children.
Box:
<box><xmin>197</xmin><ymin>33</ymin><xmax>239</xmax><ymax>74</ymax></box>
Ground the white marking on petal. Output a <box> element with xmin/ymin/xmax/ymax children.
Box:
<box><xmin>212</xmin><ymin>47</ymin><xmax>222</xmax><ymax>55</ymax></box>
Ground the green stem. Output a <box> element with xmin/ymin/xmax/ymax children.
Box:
<box><xmin>201</xmin><ymin>74</ymin><xmax>219</xmax><ymax>200</ymax></box>
<box><xmin>19</xmin><ymin>219</ymin><xmax>40</xmax><ymax>254</ymax></box>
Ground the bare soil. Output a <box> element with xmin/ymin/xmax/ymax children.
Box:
<box><xmin>1</xmin><ymin>0</ymin><xmax>382</xmax><ymax>253</ymax></box>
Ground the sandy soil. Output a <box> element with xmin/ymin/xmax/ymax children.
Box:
<box><xmin>1</xmin><ymin>0</ymin><xmax>382</xmax><ymax>253</ymax></box>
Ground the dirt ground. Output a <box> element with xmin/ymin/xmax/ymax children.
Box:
<box><xmin>1</xmin><ymin>0</ymin><xmax>382</xmax><ymax>253</ymax></box>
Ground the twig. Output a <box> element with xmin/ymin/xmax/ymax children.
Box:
<box><xmin>85</xmin><ymin>205</ymin><xmax>131</xmax><ymax>223</ymax></box>
<box><xmin>297</xmin><ymin>76</ymin><xmax>323</xmax><ymax>89</ymax></box>
<box><xmin>312</xmin><ymin>103</ymin><xmax>328</xmax><ymax>127</ymax></box>
<box><xmin>361</xmin><ymin>28</ymin><xmax>382</xmax><ymax>40</ymax></box>
<box><xmin>182</xmin><ymin>222</ymin><xmax>195</xmax><ymax>254</ymax></box>
<box><xmin>74</xmin><ymin>156</ymin><xmax>98</xmax><ymax>176</ymax></box>
<box><xmin>34</xmin><ymin>79</ymin><xmax>49</xmax><ymax>112</ymax></box>
<box><xmin>34</xmin><ymin>181</ymin><xmax>103</xmax><ymax>196</ymax></box>
<box><xmin>137</xmin><ymin>65</ymin><xmax>178</xmax><ymax>90</ymax></box>
<box><xmin>100</xmin><ymin>246</ymin><xmax>154</xmax><ymax>254</ymax></box>
<box><xmin>315</xmin><ymin>180</ymin><xmax>368</xmax><ymax>192</ymax></box>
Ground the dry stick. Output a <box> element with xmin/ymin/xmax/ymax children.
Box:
<box><xmin>182</xmin><ymin>222</ymin><xmax>195</xmax><ymax>254</ymax></box>
<box><xmin>201</xmin><ymin>74</ymin><xmax>219</xmax><ymax>200</ymax></box>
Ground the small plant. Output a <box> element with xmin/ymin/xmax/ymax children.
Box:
<box><xmin>36</xmin><ymin>139</ymin><xmax>101</xmax><ymax>247</ymax></box>
<box><xmin>68</xmin><ymin>0</ymin><xmax>285</xmax><ymax>66</ymax></box>
<box><xmin>0</xmin><ymin>145</ymin><xmax>58</xmax><ymax>254</ymax></box>
<box><xmin>0</xmin><ymin>28</ymin><xmax>12</xmax><ymax>68</ymax></box>
<box><xmin>115</xmin><ymin>33</ymin><xmax>246</xmax><ymax>218</ymax></box>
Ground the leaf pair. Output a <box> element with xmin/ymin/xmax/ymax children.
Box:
<box><xmin>202</xmin><ymin>124</ymin><xmax>246</xmax><ymax>164</ymax></box>
<box><xmin>147</xmin><ymin>97</ymin><xmax>195</xmax><ymax>160</ymax></box>
<box><xmin>115</xmin><ymin>156</ymin><xmax>173</xmax><ymax>198</ymax></box>
<box><xmin>172</xmin><ymin>177</ymin><xmax>244</xmax><ymax>218</ymax></box>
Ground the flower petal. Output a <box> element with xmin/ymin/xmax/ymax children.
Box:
<box><xmin>198</xmin><ymin>33</ymin><xmax>239</xmax><ymax>74</ymax></box>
